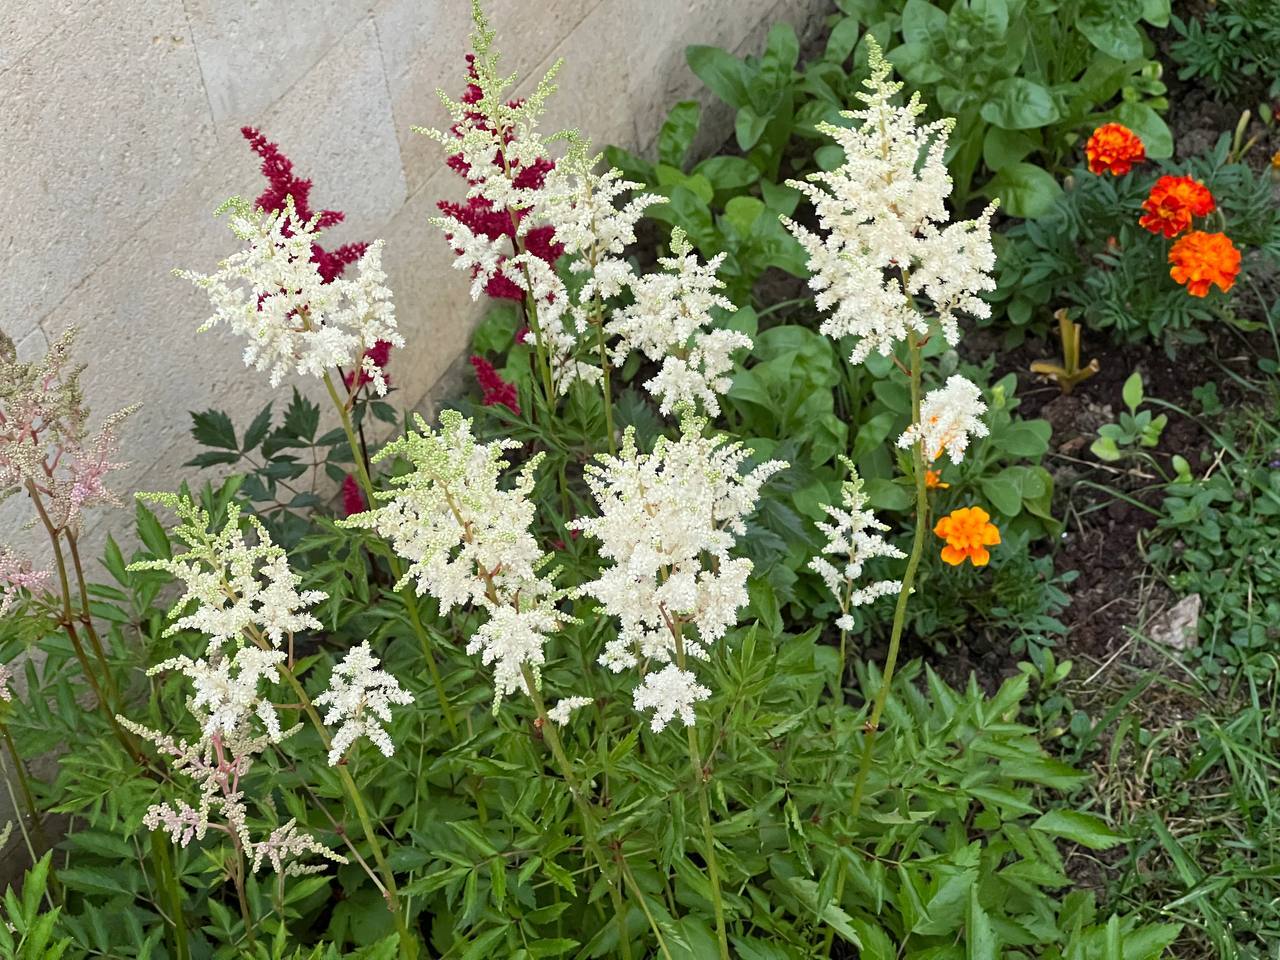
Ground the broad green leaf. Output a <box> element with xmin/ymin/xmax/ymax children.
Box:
<box><xmin>686</xmin><ymin>45</ymin><xmax>753</xmax><ymax>109</ymax></box>
<box><xmin>980</xmin><ymin>78</ymin><xmax>1059</xmax><ymax>130</ymax></box>
<box><xmin>1114</xmin><ymin>102</ymin><xmax>1173</xmax><ymax>158</ymax></box>
<box><xmin>1122</xmin><ymin>370</ymin><xmax>1144</xmax><ymax>412</ymax></box>
<box><xmin>987</xmin><ymin>162</ymin><xmax>1063</xmax><ymax>218</ymax></box>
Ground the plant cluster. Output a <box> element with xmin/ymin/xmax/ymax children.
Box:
<box><xmin>988</xmin><ymin>126</ymin><xmax>1280</xmax><ymax>347</ymax></box>
<box><xmin>1169</xmin><ymin>0</ymin><xmax>1280</xmax><ymax>102</ymax></box>
<box><xmin>0</xmin><ymin>8</ymin><xmax>1189</xmax><ymax>959</ymax></box>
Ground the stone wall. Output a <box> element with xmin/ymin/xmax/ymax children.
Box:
<box><xmin>0</xmin><ymin>0</ymin><xmax>829</xmax><ymax>867</ymax></box>
<box><xmin>2</xmin><ymin>0</ymin><xmax>828</xmax><ymax>559</ymax></box>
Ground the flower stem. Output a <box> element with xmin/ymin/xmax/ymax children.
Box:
<box><xmin>593</xmin><ymin>317</ymin><xmax>616</xmax><ymax>456</ymax></box>
<box><xmin>520</xmin><ymin>666</ymin><xmax>673</xmax><ymax>960</ymax></box>
<box><xmin>150</xmin><ymin>832</ymin><xmax>191</xmax><ymax>960</ymax></box>
<box><xmin>275</xmin><ymin>662</ymin><xmax>418</xmax><ymax>959</ymax></box>
<box><xmin>821</xmin><ymin>335</ymin><xmax>930</xmax><ymax>957</ymax></box>
<box><xmin>0</xmin><ymin>724</ymin><xmax>46</xmax><ymax>853</ymax></box>
<box><xmin>322</xmin><ymin>373</ymin><xmax>459</xmax><ymax>739</ymax></box>
<box><xmin>669</xmin><ymin>625</ymin><xmax>730</xmax><ymax>960</ymax></box>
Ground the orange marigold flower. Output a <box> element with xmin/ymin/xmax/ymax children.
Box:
<box><xmin>933</xmin><ymin>506</ymin><xmax>1001</xmax><ymax>567</ymax></box>
<box><xmin>1139</xmin><ymin>175</ymin><xmax>1216</xmax><ymax>238</ymax></box>
<box><xmin>1168</xmin><ymin>231</ymin><xmax>1241</xmax><ymax>297</ymax></box>
<box><xmin>925</xmin><ymin>469</ymin><xmax>949</xmax><ymax>490</ymax></box>
<box><xmin>1085</xmin><ymin>123</ymin><xmax>1145</xmax><ymax>176</ymax></box>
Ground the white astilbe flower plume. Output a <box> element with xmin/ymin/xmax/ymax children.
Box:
<box><xmin>573</xmin><ymin>415</ymin><xmax>785</xmax><ymax>730</ymax></box>
<box><xmin>314</xmin><ymin>642</ymin><xmax>414</xmax><ymax>766</ymax></box>
<box><xmin>810</xmin><ymin>459</ymin><xmax>905</xmax><ymax>628</ymax></box>
<box><xmin>781</xmin><ymin>38</ymin><xmax>997</xmax><ymax>365</ymax></box>
<box><xmin>0</xmin><ymin>663</ymin><xmax>12</xmax><ymax>703</ymax></box>
<box><xmin>606</xmin><ymin>228</ymin><xmax>752</xmax><ymax>417</ymax></box>
<box><xmin>177</xmin><ymin>197</ymin><xmax>404</xmax><ymax>393</ymax></box>
<box><xmin>128</xmin><ymin>493</ymin><xmax>325</xmax><ymax>652</ymax></box>
<box><xmin>342</xmin><ymin>410</ymin><xmax>572</xmax><ymax>708</ymax></box>
<box><xmin>897</xmin><ymin>375</ymin><xmax>989</xmax><ymax>464</ymax></box>
<box><xmin>632</xmin><ymin>665</ymin><xmax>710</xmax><ymax>733</ymax></box>
<box><xmin>149</xmin><ymin>647</ymin><xmax>288</xmax><ymax>742</ymax></box>
<box><xmin>547</xmin><ymin>696</ymin><xmax>594</xmax><ymax>725</ymax></box>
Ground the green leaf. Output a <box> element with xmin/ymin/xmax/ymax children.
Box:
<box><xmin>1114</xmin><ymin>102</ymin><xmax>1173</xmax><ymax>159</ymax></box>
<box><xmin>735</xmin><ymin>107</ymin><xmax>769</xmax><ymax>151</ymax></box>
<box><xmin>692</xmin><ymin>156</ymin><xmax>760</xmax><ymax>193</ymax></box>
<box><xmin>900</xmin><ymin>0</ymin><xmax>948</xmax><ymax>46</ymax></box>
<box><xmin>686</xmin><ymin>44</ymin><xmax>753</xmax><ymax>109</ymax></box>
<box><xmin>659</xmin><ymin>100</ymin><xmax>701</xmax><ymax>169</ymax></box>
<box><xmin>967</xmin><ymin>886</ymin><xmax>998</xmax><ymax>960</ymax></box>
<box><xmin>981</xmin><ymin>474</ymin><xmax>1022</xmax><ymax>517</ymax></box>
<box><xmin>987</xmin><ymin>162</ymin><xmax>1063</xmax><ymax>218</ymax></box>
<box><xmin>135</xmin><ymin>502</ymin><xmax>172</xmax><ymax>560</ymax></box>
<box><xmin>1079</xmin><ymin>15</ymin><xmax>1142</xmax><ymax>60</ymax></box>
<box><xmin>1122</xmin><ymin>370</ymin><xmax>1144</xmax><ymax>412</ymax></box>
<box><xmin>1031</xmin><ymin>809</ymin><xmax>1125</xmax><ymax>850</ymax></box>
<box><xmin>982</xmin><ymin>126</ymin><xmax>1036</xmax><ymax>172</ymax></box>
<box><xmin>1141</xmin><ymin>0</ymin><xmax>1170</xmax><ymax>25</ymax></box>
<box><xmin>1090</xmin><ymin>435</ymin><xmax>1122</xmax><ymax>462</ymax></box>
<box><xmin>980</xmin><ymin>78</ymin><xmax>1060</xmax><ymax>130</ymax></box>
<box><xmin>242</xmin><ymin>403</ymin><xmax>273</xmax><ymax>451</ymax></box>
<box><xmin>824</xmin><ymin>16</ymin><xmax>862</xmax><ymax>64</ymax></box>
<box><xmin>190</xmin><ymin>409</ymin><xmax>237</xmax><ymax>450</ymax></box>
<box><xmin>994</xmin><ymin>420</ymin><xmax>1051</xmax><ymax>458</ymax></box>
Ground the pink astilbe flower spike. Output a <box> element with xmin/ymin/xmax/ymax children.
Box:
<box><xmin>0</xmin><ymin>327</ymin><xmax>137</xmax><ymax>534</ymax></box>
<box><xmin>0</xmin><ymin>547</ymin><xmax>51</xmax><ymax>618</ymax></box>
<box><xmin>341</xmin><ymin>474</ymin><xmax>367</xmax><ymax>517</ymax></box>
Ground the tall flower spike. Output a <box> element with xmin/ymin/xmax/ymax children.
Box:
<box><xmin>341</xmin><ymin>410</ymin><xmax>570</xmax><ymax>707</ymax></box>
<box><xmin>780</xmin><ymin>38</ymin><xmax>996</xmax><ymax>365</ymax></box>
<box><xmin>148</xmin><ymin>647</ymin><xmax>288</xmax><ymax>742</ymax></box>
<box><xmin>128</xmin><ymin>493</ymin><xmax>325</xmax><ymax>652</ymax></box>
<box><xmin>0</xmin><ymin>327</ymin><xmax>137</xmax><ymax>532</ymax></box>
<box><xmin>177</xmin><ymin>198</ymin><xmax>403</xmax><ymax>393</ymax></box>
<box><xmin>572</xmin><ymin>416</ymin><xmax>785</xmax><ymax>730</ymax></box>
<box><xmin>810</xmin><ymin>460</ymin><xmax>905</xmax><ymax>629</ymax></box>
<box><xmin>897</xmin><ymin>375</ymin><xmax>989</xmax><ymax>464</ymax></box>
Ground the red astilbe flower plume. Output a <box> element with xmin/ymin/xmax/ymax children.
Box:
<box><xmin>241</xmin><ymin>126</ymin><xmax>368</xmax><ymax>283</ymax></box>
<box><xmin>437</xmin><ymin>54</ymin><xmax>563</xmax><ymax>305</ymax></box>
<box><xmin>469</xmin><ymin>355</ymin><xmax>520</xmax><ymax>414</ymax></box>
<box><xmin>341</xmin><ymin>474</ymin><xmax>367</xmax><ymax>517</ymax></box>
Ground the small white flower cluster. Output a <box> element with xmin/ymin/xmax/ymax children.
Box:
<box><xmin>810</xmin><ymin>460</ymin><xmax>905</xmax><ymax>629</ymax></box>
<box><xmin>897</xmin><ymin>374</ymin><xmax>989</xmax><ymax>464</ymax></box>
<box><xmin>573</xmin><ymin>417</ymin><xmax>785</xmax><ymax>731</ymax></box>
<box><xmin>178</xmin><ymin>197</ymin><xmax>403</xmax><ymax>392</ymax></box>
<box><xmin>314</xmin><ymin>642</ymin><xmax>415</xmax><ymax>766</ymax></box>
<box><xmin>0</xmin><ymin>663</ymin><xmax>12</xmax><ymax>703</ymax></box>
<box><xmin>251</xmin><ymin>819</ymin><xmax>348</xmax><ymax>877</ymax></box>
<box><xmin>606</xmin><ymin>229</ymin><xmax>753</xmax><ymax>417</ymax></box>
<box><xmin>129</xmin><ymin>495</ymin><xmax>326</xmax><ymax>652</ymax></box>
<box><xmin>547</xmin><ymin>695</ymin><xmax>594</xmax><ymax>726</ymax></box>
<box><xmin>150</xmin><ymin>647</ymin><xmax>288</xmax><ymax>743</ymax></box>
<box><xmin>781</xmin><ymin>39</ymin><xmax>997</xmax><ymax>365</ymax></box>
<box><xmin>343</xmin><ymin>411</ymin><xmax>569</xmax><ymax>707</ymax></box>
